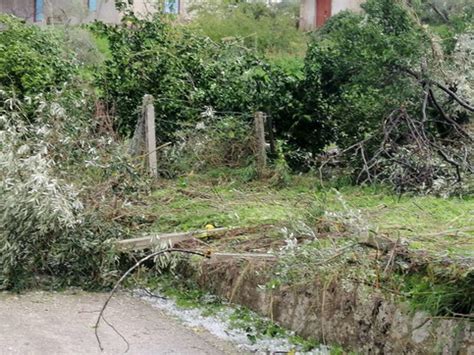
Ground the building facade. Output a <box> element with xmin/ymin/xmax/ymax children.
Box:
<box><xmin>0</xmin><ymin>0</ymin><xmax>186</xmax><ymax>24</ymax></box>
<box><xmin>300</xmin><ymin>0</ymin><xmax>364</xmax><ymax>30</ymax></box>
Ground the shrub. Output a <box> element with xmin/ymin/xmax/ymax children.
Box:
<box><xmin>93</xmin><ymin>12</ymin><xmax>296</xmax><ymax>141</ymax></box>
<box><xmin>0</xmin><ymin>15</ymin><xmax>77</xmax><ymax>97</ymax></box>
<box><xmin>303</xmin><ymin>3</ymin><xmax>426</xmax><ymax>149</ymax></box>
<box><xmin>301</xmin><ymin>0</ymin><xmax>473</xmax><ymax>192</ymax></box>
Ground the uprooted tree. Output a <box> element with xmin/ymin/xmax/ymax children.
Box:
<box><xmin>303</xmin><ymin>0</ymin><xmax>473</xmax><ymax>194</ymax></box>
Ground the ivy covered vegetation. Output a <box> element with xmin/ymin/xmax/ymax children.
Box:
<box><xmin>0</xmin><ymin>0</ymin><xmax>472</xmax><ymax>311</ymax></box>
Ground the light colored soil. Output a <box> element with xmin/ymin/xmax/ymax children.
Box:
<box><xmin>0</xmin><ymin>291</ymin><xmax>238</xmax><ymax>355</ymax></box>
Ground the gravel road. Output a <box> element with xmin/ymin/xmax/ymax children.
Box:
<box><xmin>0</xmin><ymin>291</ymin><xmax>239</xmax><ymax>355</ymax></box>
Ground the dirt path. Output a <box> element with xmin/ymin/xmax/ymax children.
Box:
<box><xmin>0</xmin><ymin>291</ymin><xmax>239</xmax><ymax>355</ymax></box>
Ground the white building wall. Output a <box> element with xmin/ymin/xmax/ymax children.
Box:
<box><xmin>299</xmin><ymin>0</ymin><xmax>316</xmax><ymax>31</ymax></box>
<box><xmin>0</xmin><ymin>0</ymin><xmax>157</xmax><ymax>24</ymax></box>
<box><xmin>133</xmin><ymin>0</ymin><xmax>159</xmax><ymax>18</ymax></box>
<box><xmin>92</xmin><ymin>0</ymin><xmax>122</xmax><ymax>23</ymax></box>
<box><xmin>1</xmin><ymin>0</ymin><xmax>194</xmax><ymax>24</ymax></box>
<box><xmin>331</xmin><ymin>0</ymin><xmax>364</xmax><ymax>16</ymax></box>
<box><xmin>0</xmin><ymin>0</ymin><xmax>35</xmax><ymax>22</ymax></box>
<box><xmin>40</xmin><ymin>0</ymin><xmax>121</xmax><ymax>24</ymax></box>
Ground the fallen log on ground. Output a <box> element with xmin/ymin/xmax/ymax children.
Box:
<box><xmin>116</xmin><ymin>227</ymin><xmax>243</xmax><ymax>251</ymax></box>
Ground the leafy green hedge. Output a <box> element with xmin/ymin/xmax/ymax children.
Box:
<box><xmin>93</xmin><ymin>12</ymin><xmax>303</xmax><ymax>147</ymax></box>
<box><xmin>0</xmin><ymin>15</ymin><xmax>76</xmax><ymax>97</ymax></box>
<box><xmin>302</xmin><ymin>1</ymin><xmax>427</xmax><ymax>149</ymax></box>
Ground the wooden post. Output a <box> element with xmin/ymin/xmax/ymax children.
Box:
<box><xmin>143</xmin><ymin>95</ymin><xmax>158</xmax><ymax>177</ymax></box>
<box><xmin>254</xmin><ymin>111</ymin><xmax>267</xmax><ymax>177</ymax></box>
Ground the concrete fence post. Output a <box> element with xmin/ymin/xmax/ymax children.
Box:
<box><xmin>254</xmin><ymin>111</ymin><xmax>267</xmax><ymax>177</ymax></box>
<box><xmin>143</xmin><ymin>95</ymin><xmax>158</xmax><ymax>177</ymax></box>
<box><xmin>129</xmin><ymin>95</ymin><xmax>158</xmax><ymax>177</ymax></box>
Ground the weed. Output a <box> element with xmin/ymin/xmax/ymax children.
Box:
<box><xmin>149</xmin><ymin>274</ymin><xmax>225</xmax><ymax>315</ymax></box>
<box><xmin>229</xmin><ymin>308</ymin><xmax>285</xmax><ymax>343</ymax></box>
<box><xmin>400</xmin><ymin>272</ymin><xmax>474</xmax><ymax>316</ymax></box>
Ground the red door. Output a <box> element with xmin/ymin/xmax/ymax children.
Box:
<box><xmin>316</xmin><ymin>0</ymin><xmax>331</xmax><ymax>28</ymax></box>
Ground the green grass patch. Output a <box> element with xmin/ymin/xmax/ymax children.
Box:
<box><xmin>400</xmin><ymin>271</ymin><xmax>474</xmax><ymax>316</ymax></box>
<box><xmin>150</xmin><ymin>172</ymin><xmax>473</xmax><ymax>258</ymax></box>
<box><xmin>151</xmin><ymin>175</ymin><xmax>315</xmax><ymax>232</ymax></box>
<box><xmin>147</xmin><ymin>172</ymin><xmax>473</xmax><ymax>317</ymax></box>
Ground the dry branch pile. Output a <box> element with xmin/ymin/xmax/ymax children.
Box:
<box><xmin>349</xmin><ymin>108</ymin><xmax>472</xmax><ymax>194</ymax></box>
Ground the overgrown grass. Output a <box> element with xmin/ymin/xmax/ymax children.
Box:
<box><xmin>150</xmin><ymin>171</ymin><xmax>473</xmax><ymax>258</ymax></box>
<box><xmin>150</xmin><ymin>172</ymin><xmax>314</xmax><ymax>232</ymax></box>
<box><xmin>186</xmin><ymin>0</ymin><xmax>306</xmax><ymax>57</ymax></box>
<box><xmin>146</xmin><ymin>171</ymin><xmax>473</xmax><ymax>317</ymax></box>
<box><xmin>400</xmin><ymin>273</ymin><xmax>474</xmax><ymax>316</ymax></box>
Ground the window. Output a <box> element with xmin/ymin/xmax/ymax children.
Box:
<box><xmin>164</xmin><ymin>0</ymin><xmax>179</xmax><ymax>14</ymax></box>
<box><xmin>34</xmin><ymin>0</ymin><xmax>44</xmax><ymax>22</ymax></box>
<box><xmin>88</xmin><ymin>0</ymin><xmax>97</xmax><ymax>12</ymax></box>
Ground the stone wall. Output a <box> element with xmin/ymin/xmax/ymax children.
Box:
<box><xmin>188</xmin><ymin>258</ymin><xmax>473</xmax><ymax>354</ymax></box>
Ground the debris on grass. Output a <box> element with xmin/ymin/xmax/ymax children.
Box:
<box><xmin>143</xmin><ymin>173</ymin><xmax>473</xmax><ymax>318</ymax></box>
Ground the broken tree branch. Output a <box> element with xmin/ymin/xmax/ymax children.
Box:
<box><xmin>428</xmin><ymin>88</ymin><xmax>472</xmax><ymax>140</ymax></box>
<box><xmin>432</xmin><ymin>81</ymin><xmax>474</xmax><ymax>112</ymax></box>
<box><xmin>212</xmin><ymin>252</ymin><xmax>277</xmax><ymax>260</ymax></box>
<box><xmin>400</xmin><ymin>66</ymin><xmax>474</xmax><ymax>112</ymax></box>
<box><xmin>429</xmin><ymin>3</ymin><xmax>450</xmax><ymax>23</ymax></box>
<box><xmin>95</xmin><ymin>248</ymin><xmax>209</xmax><ymax>352</ymax></box>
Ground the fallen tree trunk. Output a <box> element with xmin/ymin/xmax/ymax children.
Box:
<box><xmin>116</xmin><ymin>227</ymin><xmax>242</xmax><ymax>251</ymax></box>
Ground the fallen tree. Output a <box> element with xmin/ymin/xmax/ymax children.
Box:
<box><xmin>305</xmin><ymin>0</ymin><xmax>473</xmax><ymax>194</ymax></box>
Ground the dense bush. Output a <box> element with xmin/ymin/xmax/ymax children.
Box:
<box><xmin>300</xmin><ymin>0</ymin><xmax>473</xmax><ymax>192</ymax></box>
<box><xmin>303</xmin><ymin>2</ymin><xmax>426</xmax><ymax>149</ymax></box>
<box><xmin>0</xmin><ymin>15</ymin><xmax>76</xmax><ymax>97</ymax></box>
<box><xmin>0</xmin><ymin>15</ymin><xmax>129</xmax><ymax>290</ymax></box>
<box><xmin>93</xmin><ymin>11</ymin><xmax>298</xmax><ymax>142</ymax></box>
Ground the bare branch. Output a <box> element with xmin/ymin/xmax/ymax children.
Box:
<box><xmin>432</xmin><ymin>81</ymin><xmax>474</xmax><ymax>112</ymax></box>
<box><xmin>95</xmin><ymin>248</ymin><xmax>209</xmax><ymax>352</ymax></box>
<box><xmin>428</xmin><ymin>88</ymin><xmax>473</xmax><ymax>141</ymax></box>
<box><xmin>400</xmin><ymin>66</ymin><xmax>474</xmax><ymax>112</ymax></box>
